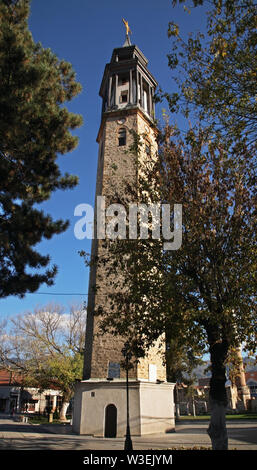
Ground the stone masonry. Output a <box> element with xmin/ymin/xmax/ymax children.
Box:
<box><xmin>84</xmin><ymin>107</ymin><xmax>167</xmax><ymax>382</ymax></box>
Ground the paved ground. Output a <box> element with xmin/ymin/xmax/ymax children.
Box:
<box><xmin>0</xmin><ymin>415</ymin><xmax>256</xmax><ymax>450</ymax></box>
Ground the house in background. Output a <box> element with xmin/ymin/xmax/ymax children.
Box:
<box><xmin>175</xmin><ymin>358</ymin><xmax>257</xmax><ymax>416</ymax></box>
<box><xmin>0</xmin><ymin>369</ymin><xmax>63</xmax><ymax>415</ymax></box>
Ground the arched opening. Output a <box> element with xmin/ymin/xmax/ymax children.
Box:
<box><xmin>104</xmin><ymin>404</ymin><xmax>117</xmax><ymax>438</ymax></box>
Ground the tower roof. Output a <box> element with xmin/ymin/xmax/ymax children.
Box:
<box><xmin>99</xmin><ymin>44</ymin><xmax>157</xmax><ymax>99</ymax></box>
<box><xmin>98</xmin><ymin>25</ymin><xmax>158</xmax><ymax>125</ymax></box>
<box><xmin>110</xmin><ymin>44</ymin><xmax>149</xmax><ymax>68</ymax></box>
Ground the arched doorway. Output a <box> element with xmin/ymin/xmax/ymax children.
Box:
<box><xmin>104</xmin><ymin>404</ymin><xmax>117</xmax><ymax>437</ymax></box>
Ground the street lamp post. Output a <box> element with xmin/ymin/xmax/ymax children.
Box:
<box><xmin>122</xmin><ymin>341</ymin><xmax>133</xmax><ymax>451</ymax></box>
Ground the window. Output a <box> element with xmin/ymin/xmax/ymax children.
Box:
<box><xmin>27</xmin><ymin>400</ymin><xmax>37</xmax><ymax>412</ymax></box>
<box><xmin>138</xmin><ymin>84</ymin><xmax>141</xmax><ymax>102</ymax></box>
<box><xmin>247</xmin><ymin>382</ymin><xmax>257</xmax><ymax>397</ymax></box>
<box><xmin>145</xmin><ymin>140</ymin><xmax>151</xmax><ymax>155</ymax></box>
<box><xmin>143</xmin><ymin>90</ymin><xmax>148</xmax><ymax>113</ymax></box>
<box><xmin>120</xmin><ymin>91</ymin><xmax>128</xmax><ymax>104</ymax></box>
<box><xmin>118</xmin><ymin>128</ymin><xmax>126</xmax><ymax>146</ymax></box>
<box><xmin>148</xmin><ymin>364</ymin><xmax>157</xmax><ymax>382</ymax></box>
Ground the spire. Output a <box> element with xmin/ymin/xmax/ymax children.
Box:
<box><xmin>123</xmin><ymin>34</ymin><xmax>132</xmax><ymax>47</ymax></box>
<box><xmin>122</xmin><ymin>18</ymin><xmax>132</xmax><ymax>47</ymax></box>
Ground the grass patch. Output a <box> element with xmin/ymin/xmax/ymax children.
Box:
<box><xmin>178</xmin><ymin>414</ymin><xmax>257</xmax><ymax>421</ymax></box>
<box><xmin>226</xmin><ymin>414</ymin><xmax>257</xmax><ymax>420</ymax></box>
<box><xmin>168</xmin><ymin>446</ymin><xmax>211</xmax><ymax>450</ymax></box>
<box><xmin>27</xmin><ymin>415</ymin><xmax>63</xmax><ymax>425</ymax></box>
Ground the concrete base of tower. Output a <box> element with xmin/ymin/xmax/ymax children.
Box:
<box><xmin>72</xmin><ymin>379</ymin><xmax>175</xmax><ymax>437</ymax></box>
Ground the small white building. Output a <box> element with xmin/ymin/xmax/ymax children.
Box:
<box><xmin>0</xmin><ymin>369</ymin><xmax>63</xmax><ymax>414</ymax></box>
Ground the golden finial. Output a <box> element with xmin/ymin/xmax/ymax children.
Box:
<box><xmin>122</xmin><ymin>18</ymin><xmax>132</xmax><ymax>36</ymax></box>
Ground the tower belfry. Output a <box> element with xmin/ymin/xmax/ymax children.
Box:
<box><xmin>72</xmin><ymin>27</ymin><xmax>175</xmax><ymax>437</ymax></box>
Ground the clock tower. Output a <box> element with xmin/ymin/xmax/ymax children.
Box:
<box><xmin>72</xmin><ymin>28</ymin><xmax>175</xmax><ymax>437</ymax></box>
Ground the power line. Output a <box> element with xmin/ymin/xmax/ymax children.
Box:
<box><xmin>26</xmin><ymin>292</ymin><xmax>113</xmax><ymax>298</ymax></box>
<box><xmin>26</xmin><ymin>292</ymin><xmax>88</xmax><ymax>296</ymax></box>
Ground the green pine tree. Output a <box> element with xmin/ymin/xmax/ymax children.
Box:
<box><xmin>0</xmin><ymin>0</ymin><xmax>83</xmax><ymax>297</ymax></box>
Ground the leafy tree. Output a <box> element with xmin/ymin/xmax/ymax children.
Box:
<box><xmin>162</xmin><ymin>0</ymin><xmax>257</xmax><ymax>148</ymax></box>
<box><xmin>166</xmin><ymin>324</ymin><xmax>203</xmax><ymax>390</ymax></box>
<box><xmin>166</xmin><ymin>334</ymin><xmax>203</xmax><ymax>417</ymax></box>
<box><xmin>78</xmin><ymin>0</ymin><xmax>256</xmax><ymax>450</ymax></box>
<box><xmin>166</xmin><ymin>334</ymin><xmax>203</xmax><ymax>384</ymax></box>
<box><xmin>85</xmin><ymin>124</ymin><xmax>256</xmax><ymax>449</ymax></box>
<box><xmin>0</xmin><ymin>303</ymin><xmax>86</xmax><ymax>420</ymax></box>
<box><xmin>0</xmin><ymin>0</ymin><xmax>83</xmax><ymax>298</ymax></box>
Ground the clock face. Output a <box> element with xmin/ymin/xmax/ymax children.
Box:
<box><xmin>117</xmin><ymin>118</ymin><xmax>126</xmax><ymax>125</ymax></box>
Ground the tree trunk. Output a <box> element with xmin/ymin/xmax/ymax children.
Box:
<box><xmin>59</xmin><ymin>401</ymin><xmax>70</xmax><ymax>421</ymax></box>
<box><xmin>174</xmin><ymin>384</ymin><xmax>180</xmax><ymax>420</ymax></box>
<box><xmin>207</xmin><ymin>334</ymin><xmax>229</xmax><ymax>450</ymax></box>
<box><xmin>208</xmin><ymin>398</ymin><xmax>228</xmax><ymax>449</ymax></box>
<box><xmin>175</xmin><ymin>403</ymin><xmax>180</xmax><ymax>419</ymax></box>
<box><xmin>192</xmin><ymin>399</ymin><xmax>196</xmax><ymax>417</ymax></box>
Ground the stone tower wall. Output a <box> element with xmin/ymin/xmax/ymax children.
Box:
<box><xmin>84</xmin><ymin>108</ymin><xmax>167</xmax><ymax>382</ymax></box>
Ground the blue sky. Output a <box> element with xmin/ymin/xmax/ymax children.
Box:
<box><xmin>0</xmin><ymin>0</ymin><xmax>208</xmax><ymax>318</ymax></box>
